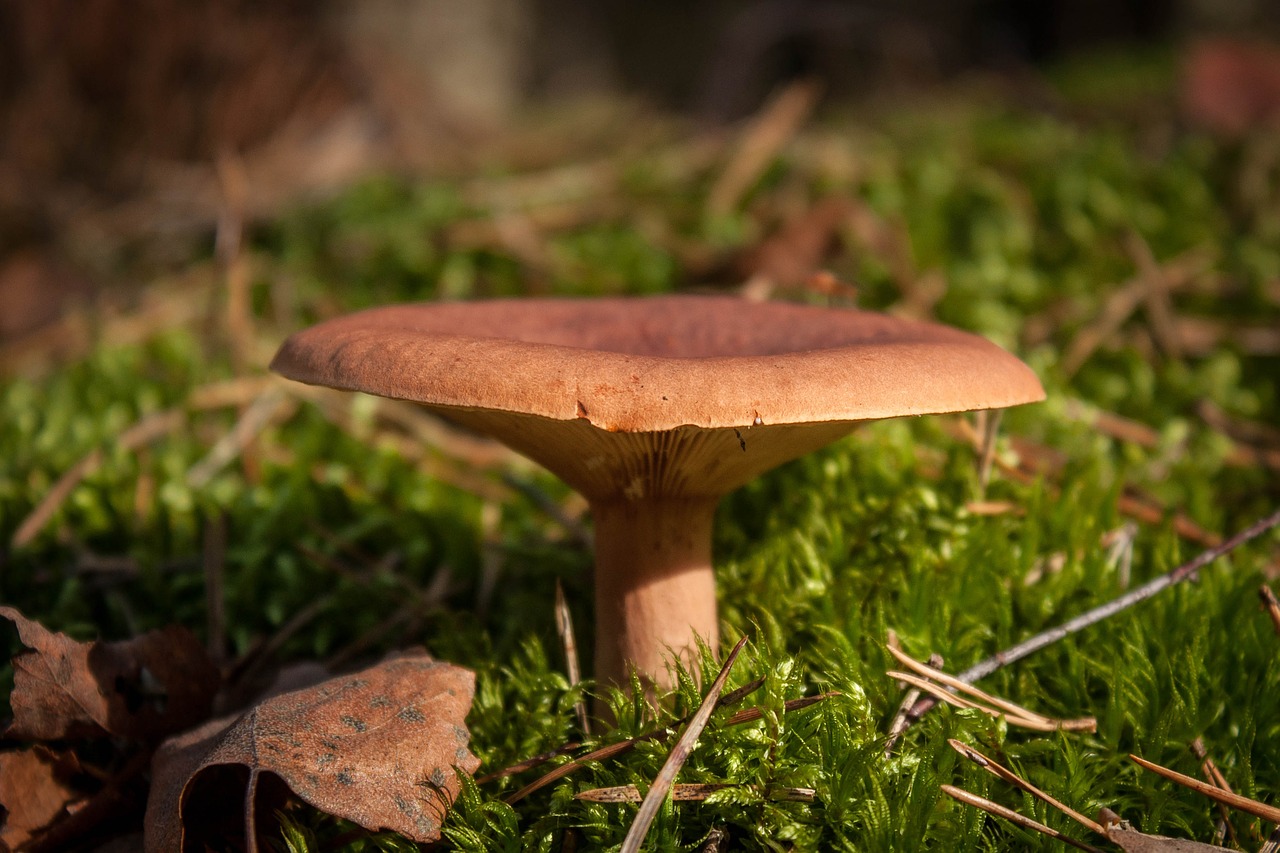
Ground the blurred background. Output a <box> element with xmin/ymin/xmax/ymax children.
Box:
<box><xmin>2</xmin><ymin>0</ymin><xmax>1280</xmax><ymax>342</ymax></box>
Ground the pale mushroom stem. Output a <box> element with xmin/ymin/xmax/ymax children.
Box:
<box><xmin>590</xmin><ymin>496</ymin><xmax>721</xmax><ymax>693</ymax></box>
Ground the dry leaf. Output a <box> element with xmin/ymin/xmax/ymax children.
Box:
<box><xmin>0</xmin><ymin>747</ymin><xmax>84</xmax><ymax>849</ymax></box>
<box><xmin>1</xmin><ymin>606</ymin><xmax>219</xmax><ymax>742</ymax></box>
<box><xmin>1106</xmin><ymin>827</ymin><xmax>1229</xmax><ymax>851</ymax></box>
<box><xmin>144</xmin><ymin>650</ymin><xmax>478</xmax><ymax>851</ymax></box>
<box><xmin>1102</xmin><ymin>810</ymin><xmax>1229</xmax><ymax>852</ymax></box>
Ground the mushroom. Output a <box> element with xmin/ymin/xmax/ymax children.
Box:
<box><xmin>271</xmin><ymin>296</ymin><xmax>1044</xmax><ymax>693</ymax></box>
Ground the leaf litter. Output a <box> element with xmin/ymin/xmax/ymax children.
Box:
<box><xmin>1</xmin><ymin>605</ymin><xmax>218</xmax><ymax>742</ymax></box>
<box><xmin>0</xmin><ymin>747</ymin><xmax>84</xmax><ymax>850</ymax></box>
<box><xmin>144</xmin><ymin>650</ymin><xmax>479</xmax><ymax>851</ymax></box>
<box><xmin>0</xmin><ymin>606</ymin><xmax>480</xmax><ymax>851</ymax></box>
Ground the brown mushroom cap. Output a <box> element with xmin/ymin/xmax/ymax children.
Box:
<box><xmin>271</xmin><ymin>296</ymin><xmax>1043</xmax><ymax>501</ymax></box>
<box><xmin>272</xmin><ymin>295</ymin><xmax>1045</xmax><ymax>693</ymax></box>
<box><xmin>272</xmin><ymin>295</ymin><xmax>1042</xmax><ymax>432</ymax></box>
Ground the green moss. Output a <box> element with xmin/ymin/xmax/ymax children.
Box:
<box><xmin>4</xmin><ymin>51</ymin><xmax>1279</xmax><ymax>851</ymax></box>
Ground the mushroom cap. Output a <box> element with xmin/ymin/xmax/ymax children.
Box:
<box><xmin>272</xmin><ymin>296</ymin><xmax>1044</xmax><ymax>499</ymax></box>
<box><xmin>273</xmin><ymin>296</ymin><xmax>1042</xmax><ymax>431</ymax></box>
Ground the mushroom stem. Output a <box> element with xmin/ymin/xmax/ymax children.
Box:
<box><xmin>590</xmin><ymin>496</ymin><xmax>720</xmax><ymax>693</ymax></box>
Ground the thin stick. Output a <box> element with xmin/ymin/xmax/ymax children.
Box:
<box><xmin>723</xmin><ymin>692</ymin><xmax>838</xmax><ymax>726</ymax></box>
<box><xmin>502</xmin><ymin>690</ymin><xmax>835</xmax><ymax>803</ymax></box>
<box><xmin>888</xmin><ymin>647</ymin><xmax>1051</xmax><ymax>725</ymax></box>
<box><xmin>620</xmin><ymin>636</ymin><xmax>748</xmax><ymax>853</ymax></box>
<box><xmin>1190</xmin><ymin>737</ymin><xmax>1237</xmax><ymax>847</ymax></box>
<box><xmin>1130</xmin><ymin>754</ymin><xmax>1280</xmax><ymax>824</ymax></box>
<box><xmin>12</xmin><ymin>410</ymin><xmax>185</xmax><ymax>548</ymax></box>
<box><xmin>1060</xmin><ymin>247</ymin><xmax>1209</xmax><ymax>378</ymax></box>
<box><xmin>576</xmin><ymin>783</ymin><xmax>815</xmax><ymax>803</ymax></box>
<box><xmin>940</xmin><ymin>785</ymin><xmax>1104</xmax><ymax>853</ymax></box>
<box><xmin>717</xmin><ymin>676</ymin><xmax>766</xmax><ymax>708</ymax></box>
<box><xmin>885</xmin><ymin>644</ymin><xmax>940</xmax><ymax>755</ymax></box>
<box><xmin>954</xmin><ymin>508</ymin><xmax>1280</xmax><ymax>686</ymax></box>
<box><xmin>1260</xmin><ymin>585</ymin><xmax>1280</xmax><ymax>636</ymax></box>
<box><xmin>975</xmin><ymin>409</ymin><xmax>1003</xmax><ymax>493</ymax></box>
<box><xmin>223</xmin><ymin>594</ymin><xmax>334</xmax><ymax>690</ymax></box>
<box><xmin>504</xmin><ymin>739</ymin><xmax>640</xmax><ymax>803</ymax></box>
<box><xmin>1128</xmin><ymin>231</ymin><xmax>1184</xmax><ymax>361</ymax></box>
<box><xmin>476</xmin><ymin>742</ymin><xmax>584</xmax><ymax>785</ymax></box>
<box><xmin>482</xmin><ymin>681</ymin><xmax>762</xmax><ymax>786</ymax></box>
<box><xmin>555</xmin><ymin>580</ymin><xmax>590</xmax><ymax>736</ymax></box>
<box><xmin>947</xmin><ymin>739</ymin><xmax>1105</xmax><ymax>834</ymax></box>
<box><xmin>707</xmin><ymin>79</ymin><xmax>821</xmax><ymax>216</ymax></box>
<box><xmin>186</xmin><ymin>391</ymin><xmax>293</xmax><ymax>488</ymax></box>
<box><xmin>887</xmin><ymin>672</ymin><xmax>1092</xmax><ymax>732</ymax></box>
<box><xmin>501</xmin><ymin>473</ymin><xmax>592</xmax><ymax>546</ymax></box>
<box><xmin>216</xmin><ymin>149</ymin><xmax>252</xmax><ymax>377</ymax></box>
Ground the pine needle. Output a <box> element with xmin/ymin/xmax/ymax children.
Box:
<box><xmin>620</xmin><ymin>636</ymin><xmax>749</xmax><ymax>853</ymax></box>
<box><xmin>1130</xmin><ymin>755</ymin><xmax>1280</xmax><ymax>825</ymax></box>
<box><xmin>941</xmin><ymin>785</ymin><xmax>1103</xmax><ymax>853</ymax></box>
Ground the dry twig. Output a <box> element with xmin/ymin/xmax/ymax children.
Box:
<box><xmin>185</xmin><ymin>390</ymin><xmax>294</xmax><ymax>488</ymax></box>
<box><xmin>555</xmin><ymin>580</ymin><xmax>591</xmax><ymax>737</ymax></box>
<box><xmin>901</xmin><ymin>509</ymin><xmax>1280</xmax><ymax>729</ymax></box>
<box><xmin>1260</xmin><ymin>585</ymin><xmax>1280</xmax><ymax>636</ymax></box>
<box><xmin>956</xmin><ymin>508</ymin><xmax>1280</xmax><ymax>686</ymax></box>
<box><xmin>1190</xmin><ymin>737</ymin><xmax>1238</xmax><ymax>847</ymax></box>
<box><xmin>12</xmin><ymin>410</ymin><xmax>186</xmax><ymax>549</ymax></box>
<box><xmin>576</xmin><ymin>783</ymin><xmax>814</xmax><ymax>803</ymax></box>
<box><xmin>884</xmin><ymin>633</ymin><xmax>939</xmax><ymax>755</ymax></box>
<box><xmin>620</xmin><ymin>636</ymin><xmax>748</xmax><ymax>853</ymax></box>
<box><xmin>887</xmin><ymin>646</ymin><xmax>1095</xmax><ymax>732</ymax></box>
<box><xmin>707</xmin><ymin>79</ymin><xmax>821</xmax><ymax>215</ymax></box>
<box><xmin>1127</xmin><ymin>232</ymin><xmax>1184</xmax><ymax>362</ymax></box>
<box><xmin>500</xmin><ymin>690</ymin><xmax>832</xmax><ymax>804</ymax></box>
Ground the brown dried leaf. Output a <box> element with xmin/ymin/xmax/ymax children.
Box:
<box><xmin>1106</xmin><ymin>826</ymin><xmax>1229</xmax><ymax>851</ymax></box>
<box><xmin>0</xmin><ymin>747</ymin><xmax>84</xmax><ymax>849</ymax></box>
<box><xmin>1</xmin><ymin>606</ymin><xmax>219</xmax><ymax>742</ymax></box>
<box><xmin>143</xmin><ymin>651</ymin><xmax>478</xmax><ymax>851</ymax></box>
<box><xmin>1100</xmin><ymin>809</ymin><xmax>1230</xmax><ymax>851</ymax></box>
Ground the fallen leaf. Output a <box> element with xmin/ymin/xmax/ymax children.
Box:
<box><xmin>1105</xmin><ymin>826</ymin><xmax>1229</xmax><ymax>851</ymax></box>
<box><xmin>1101</xmin><ymin>810</ymin><xmax>1229</xmax><ymax>852</ymax></box>
<box><xmin>1</xmin><ymin>607</ymin><xmax>219</xmax><ymax>742</ymax></box>
<box><xmin>144</xmin><ymin>650</ymin><xmax>479</xmax><ymax>851</ymax></box>
<box><xmin>0</xmin><ymin>747</ymin><xmax>84</xmax><ymax>849</ymax></box>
